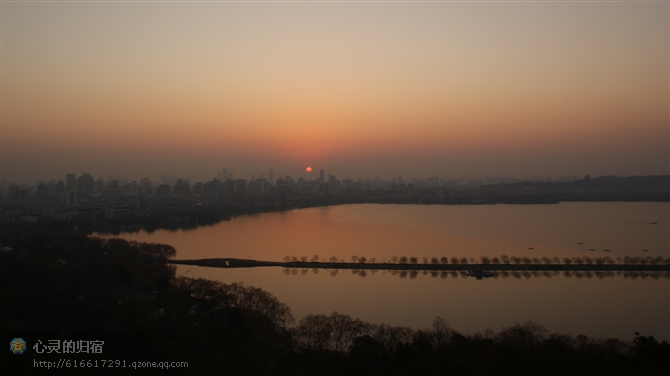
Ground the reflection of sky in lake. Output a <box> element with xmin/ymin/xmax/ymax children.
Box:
<box><xmin>100</xmin><ymin>202</ymin><xmax>669</xmax><ymax>340</ymax></box>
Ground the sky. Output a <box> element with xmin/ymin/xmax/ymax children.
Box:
<box><xmin>2</xmin><ymin>0</ymin><xmax>668</xmax><ymax>183</ymax></box>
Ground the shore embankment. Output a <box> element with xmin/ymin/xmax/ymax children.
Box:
<box><xmin>167</xmin><ymin>258</ymin><xmax>670</xmax><ymax>272</ymax></box>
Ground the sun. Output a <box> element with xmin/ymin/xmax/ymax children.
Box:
<box><xmin>306</xmin><ymin>167</ymin><xmax>312</xmax><ymax>172</ymax></box>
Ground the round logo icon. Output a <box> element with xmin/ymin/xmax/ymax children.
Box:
<box><xmin>10</xmin><ymin>338</ymin><xmax>26</xmax><ymax>354</ymax></box>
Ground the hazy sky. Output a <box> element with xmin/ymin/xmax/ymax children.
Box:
<box><xmin>2</xmin><ymin>0</ymin><xmax>668</xmax><ymax>183</ymax></box>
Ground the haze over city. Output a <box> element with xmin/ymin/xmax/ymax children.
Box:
<box><xmin>2</xmin><ymin>1</ymin><xmax>668</xmax><ymax>183</ymax></box>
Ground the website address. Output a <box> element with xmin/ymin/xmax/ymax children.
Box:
<box><xmin>34</xmin><ymin>359</ymin><xmax>189</xmax><ymax>370</ymax></box>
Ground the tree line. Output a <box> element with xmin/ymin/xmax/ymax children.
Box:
<box><xmin>284</xmin><ymin>254</ymin><xmax>670</xmax><ymax>265</ymax></box>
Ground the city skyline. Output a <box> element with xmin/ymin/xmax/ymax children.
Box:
<box><xmin>3</xmin><ymin>1</ymin><xmax>668</xmax><ymax>183</ymax></box>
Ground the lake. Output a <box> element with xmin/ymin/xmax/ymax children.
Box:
<box><xmin>97</xmin><ymin>202</ymin><xmax>670</xmax><ymax>341</ymax></box>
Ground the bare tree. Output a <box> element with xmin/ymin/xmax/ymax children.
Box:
<box><xmin>329</xmin><ymin>256</ymin><xmax>338</xmax><ymax>263</ymax></box>
<box><xmin>369</xmin><ymin>257</ymin><xmax>376</xmax><ymax>264</ymax></box>
<box><xmin>491</xmin><ymin>257</ymin><xmax>500</xmax><ymax>264</ymax></box>
<box><xmin>501</xmin><ymin>255</ymin><xmax>510</xmax><ymax>264</ymax></box>
<box><xmin>312</xmin><ymin>254</ymin><xmax>319</xmax><ymax>262</ymax></box>
<box><xmin>481</xmin><ymin>256</ymin><xmax>491</xmax><ymax>264</ymax></box>
<box><xmin>423</xmin><ymin>257</ymin><xmax>429</xmax><ymax>264</ymax></box>
<box><xmin>431</xmin><ymin>257</ymin><xmax>440</xmax><ymax>264</ymax></box>
<box><xmin>450</xmin><ymin>257</ymin><xmax>459</xmax><ymax>264</ymax></box>
<box><xmin>399</xmin><ymin>256</ymin><xmax>408</xmax><ymax>264</ymax></box>
<box><xmin>440</xmin><ymin>257</ymin><xmax>449</xmax><ymax>264</ymax></box>
<box><xmin>432</xmin><ymin>317</ymin><xmax>451</xmax><ymax>349</ymax></box>
<box><xmin>563</xmin><ymin>258</ymin><xmax>572</xmax><ymax>265</ymax></box>
<box><xmin>409</xmin><ymin>257</ymin><xmax>418</xmax><ymax>264</ymax></box>
<box><xmin>283</xmin><ymin>256</ymin><xmax>291</xmax><ymax>262</ymax></box>
<box><xmin>358</xmin><ymin>256</ymin><xmax>367</xmax><ymax>264</ymax></box>
<box><xmin>390</xmin><ymin>256</ymin><xmax>398</xmax><ymax>263</ymax></box>
<box><xmin>460</xmin><ymin>257</ymin><xmax>468</xmax><ymax>264</ymax></box>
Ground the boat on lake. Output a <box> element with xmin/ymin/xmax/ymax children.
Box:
<box><xmin>467</xmin><ymin>269</ymin><xmax>494</xmax><ymax>279</ymax></box>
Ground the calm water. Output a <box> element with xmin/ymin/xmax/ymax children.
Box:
<box><xmin>99</xmin><ymin>202</ymin><xmax>670</xmax><ymax>340</ymax></box>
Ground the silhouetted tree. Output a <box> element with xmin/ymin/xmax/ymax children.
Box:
<box><xmin>431</xmin><ymin>316</ymin><xmax>451</xmax><ymax>349</ymax></box>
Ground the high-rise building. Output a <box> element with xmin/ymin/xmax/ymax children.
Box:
<box><xmin>268</xmin><ymin>168</ymin><xmax>274</xmax><ymax>186</ymax></box>
<box><xmin>78</xmin><ymin>173</ymin><xmax>94</xmax><ymax>194</ymax></box>
<box><xmin>66</xmin><ymin>174</ymin><xmax>77</xmax><ymax>192</ymax></box>
<box><xmin>320</xmin><ymin>169</ymin><xmax>325</xmax><ymax>183</ymax></box>
<box><xmin>67</xmin><ymin>191</ymin><xmax>77</xmax><ymax>206</ymax></box>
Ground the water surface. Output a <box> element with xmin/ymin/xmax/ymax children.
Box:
<box><xmin>99</xmin><ymin>202</ymin><xmax>669</xmax><ymax>340</ymax></box>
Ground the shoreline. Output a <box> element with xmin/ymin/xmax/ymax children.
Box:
<box><xmin>167</xmin><ymin>258</ymin><xmax>670</xmax><ymax>272</ymax></box>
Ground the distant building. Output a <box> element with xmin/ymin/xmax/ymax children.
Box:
<box><xmin>193</xmin><ymin>182</ymin><xmax>204</xmax><ymax>195</ymax></box>
<box><xmin>140</xmin><ymin>178</ymin><xmax>153</xmax><ymax>196</ymax></box>
<box><xmin>67</xmin><ymin>191</ymin><xmax>77</xmax><ymax>206</ymax></box>
<box><xmin>155</xmin><ymin>184</ymin><xmax>172</xmax><ymax>197</ymax></box>
<box><xmin>66</xmin><ymin>174</ymin><xmax>77</xmax><ymax>192</ymax></box>
<box><xmin>268</xmin><ymin>169</ymin><xmax>274</xmax><ymax>186</ymax></box>
<box><xmin>173</xmin><ymin>179</ymin><xmax>190</xmax><ymax>195</ymax></box>
<box><xmin>78</xmin><ymin>173</ymin><xmax>94</xmax><ymax>195</ymax></box>
<box><xmin>235</xmin><ymin>179</ymin><xmax>247</xmax><ymax>196</ymax></box>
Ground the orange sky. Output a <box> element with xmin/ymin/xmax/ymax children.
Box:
<box><xmin>2</xmin><ymin>1</ymin><xmax>668</xmax><ymax>182</ymax></box>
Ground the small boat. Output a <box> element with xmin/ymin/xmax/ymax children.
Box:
<box><xmin>649</xmin><ymin>222</ymin><xmax>657</xmax><ymax>225</ymax></box>
<box><xmin>642</xmin><ymin>249</ymin><xmax>650</xmax><ymax>252</ymax></box>
<box><xmin>589</xmin><ymin>249</ymin><xmax>596</xmax><ymax>251</ymax></box>
<box><xmin>604</xmin><ymin>249</ymin><xmax>611</xmax><ymax>252</ymax></box>
<box><xmin>467</xmin><ymin>269</ymin><xmax>494</xmax><ymax>279</ymax></box>
<box><xmin>578</xmin><ymin>242</ymin><xmax>584</xmax><ymax>245</ymax></box>
<box><xmin>528</xmin><ymin>247</ymin><xmax>534</xmax><ymax>250</ymax></box>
